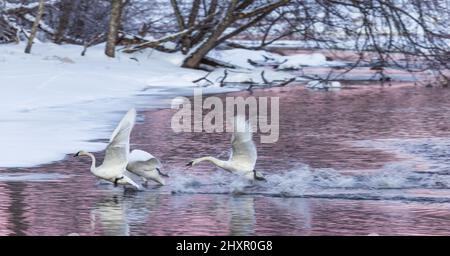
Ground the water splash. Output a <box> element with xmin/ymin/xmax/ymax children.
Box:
<box><xmin>164</xmin><ymin>162</ymin><xmax>450</xmax><ymax>203</ymax></box>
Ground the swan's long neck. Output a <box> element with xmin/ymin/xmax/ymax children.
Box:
<box><xmin>85</xmin><ymin>152</ymin><xmax>97</xmax><ymax>171</ymax></box>
<box><xmin>196</xmin><ymin>156</ymin><xmax>228</xmax><ymax>170</ymax></box>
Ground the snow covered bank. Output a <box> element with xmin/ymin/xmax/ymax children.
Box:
<box><xmin>277</xmin><ymin>53</ymin><xmax>343</xmax><ymax>69</ymax></box>
<box><xmin>208</xmin><ymin>48</ymin><xmax>341</xmax><ymax>70</ymax></box>
<box><xmin>0</xmin><ymin>43</ymin><xmax>331</xmax><ymax>168</ymax></box>
<box><xmin>0</xmin><ymin>42</ymin><xmax>206</xmax><ymax>167</ymax></box>
<box><xmin>208</xmin><ymin>49</ymin><xmax>281</xmax><ymax>69</ymax></box>
<box><xmin>306</xmin><ymin>80</ymin><xmax>342</xmax><ymax>90</ymax></box>
<box><xmin>203</xmin><ymin>48</ymin><xmax>347</xmax><ymax>87</ymax></box>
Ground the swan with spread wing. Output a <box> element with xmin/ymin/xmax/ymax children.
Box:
<box><xmin>186</xmin><ymin>116</ymin><xmax>265</xmax><ymax>181</ymax></box>
<box><xmin>74</xmin><ymin>108</ymin><xmax>141</xmax><ymax>189</ymax></box>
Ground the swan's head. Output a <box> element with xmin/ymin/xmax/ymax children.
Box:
<box><xmin>186</xmin><ymin>160</ymin><xmax>196</xmax><ymax>167</ymax></box>
<box><xmin>74</xmin><ymin>150</ymin><xmax>89</xmax><ymax>157</ymax></box>
<box><xmin>156</xmin><ymin>168</ymin><xmax>169</xmax><ymax>177</ymax></box>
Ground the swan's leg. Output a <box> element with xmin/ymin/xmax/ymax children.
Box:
<box><xmin>114</xmin><ymin>176</ymin><xmax>124</xmax><ymax>187</ymax></box>
<box><xmin>141</xmin><ymin>177</ymin><xmax>148</xmax><ymax>187</ymax></box>
<box><xmin>253</xmin><ymin>170</ymin><xmax>267</xmax><ymax>182</ymax></box>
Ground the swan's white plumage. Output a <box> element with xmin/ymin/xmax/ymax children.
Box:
<box><xmin>231</xmin><ymin>115</ymin><xmax>253</xmax><ymax>143</ymax></box>
<box><xmin>119</xmin><ymin>174</ymin><xmax>141</xmax><ymax>188</ymax></box>
<box><xmin>110</xmin><ymin>108</ymin><xmax>136</xmax><ymax>144</ymax></box>
<box><xmin>188</xmin><ymin>116</ymin><xmax>263</xmax><ymax>180</ymax></box>
<box><xmin>229</xmin><ymin>117</ymin><xmax>257</xmax><ymax>173</ymax></box>
<box><xmin>129</xmin><ymin>149</ymin><xmax>157</xmax><ymax>163</ymax></box>
<box><xmin>127</xmin><ymin>149</ymin><xmax>166</xmax><ymax>185</ymax></box>
<box><xmin>76</xmin><ymin>108</ymin><xmax>141</xmax><ymax>189</ymax></box>
<box><xmin>102</xmin><ymin>108</ymin><xmax>136</xmax><ymax>169</ymax></box>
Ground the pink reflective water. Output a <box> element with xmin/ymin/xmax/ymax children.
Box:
<box><xmin>2</xmin><ymin>84</ymin><xmax>450</xmax><ymax>235</ymax></box>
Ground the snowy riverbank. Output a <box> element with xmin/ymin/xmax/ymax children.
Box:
<box><xmin>0</xmin><ymin>43</ymin><xmax>201</xmax><ymax>167</ymax></box>
<box><xmin>0</xmin><ymin>42</ymin><xmax>334</xmax><ymax>168</ymax></box>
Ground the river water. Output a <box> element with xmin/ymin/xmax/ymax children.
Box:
<box><xmin>1</xmin><ymin>83</ymin><xmax>450</xmax><ymax>236</ymax></box>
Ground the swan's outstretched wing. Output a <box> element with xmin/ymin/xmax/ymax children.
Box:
<box><xmin>127</xmin><ymin>149</ymin><xmax>161</xmax><ymax>172</ymax></box>
<box><xmin>229</xmin><ymin>116</ymin><xmax>257</xmax><ymax>170</ymax></box>
<box><xmin>102</xmin><ymin>108</ymin><xmax>136</xmax><ymax>170</ymax></box>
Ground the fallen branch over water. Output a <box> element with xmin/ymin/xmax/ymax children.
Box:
<box><xmin>247</xmin><ymin>76</ymin><xmax>296</xmax><ymax>91</ymax></box>
<box><xmin>193</xmin><ymin>68</ymin><xmax>296</xmax><ymax>89</ymax></box>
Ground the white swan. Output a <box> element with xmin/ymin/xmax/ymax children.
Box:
<box><xmin>127</xmin><ymin>149</ymin><xmax>168</xmax><ymax>186</ymax></box>
<box><xmin>74</xmin><ymin>108</ymin><xmax>141</xmax><ymax>189</ymax></box>
<box><xmin>186</xmin><ymin>116</ymin><xmax>266</xmax><ymax>181</ymax></box>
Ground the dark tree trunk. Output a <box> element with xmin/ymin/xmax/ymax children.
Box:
<box><xmin>105</xmin><ymin>0</ymin><xmax>123</xmax><ymax>58</ymax></box>
<box><xmin>24</xmin><ymin>0</ymin><xmax>45</xmax><ymax>54</ymax></box>
<box><xmin>181</xmin><ymin>1</ymin><xmax>237</xmax><ymax>68</ymax></box>
<box><xmin>54</xmin><ymin>0</ymin><xmax>74</xmax><ymax>44</ymax></box>
<box><xmin>181</xmin><ymin>32</ymin><xmax>222</xmax><ymax>69</ymax></box>
<box><xmin>180</xmin><ymin>0</ymin><xmax>201</xmax><ymax>54</ymax></box>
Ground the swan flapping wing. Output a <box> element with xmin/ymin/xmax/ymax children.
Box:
<box><xmin>127</xmin><ymin>149</ymin><xmax>161</xmax><ymax>171</ymax></box>
<box><xmin>229</xmin><ymin>116</ymin><xmax>257</xmax><ymax>170</ymax></box>
<box><xmin>231</xmin><ymin>116</ymin><xmax>253</xmax><ymax>144</ymax></box>
<box><xmin>103</xmin><ymin>108</ymin><xmax>136</xmax><ymax>169</ymax></box>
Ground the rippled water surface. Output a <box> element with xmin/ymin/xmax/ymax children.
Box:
<box><xmin>2</xmin><ymin>84</ymin><xmax>450</xmax><ymax>235</ymax></box>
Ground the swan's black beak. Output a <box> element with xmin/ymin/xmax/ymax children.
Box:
<box><xmin>156</xmin><ymin>168</ymin><xmax>169</xmax><ymax>177</ymax></box>
<box><xmin>73</xmin><ymin>152</ymin><xmax>80</xmax><ymax>157</ymax></box>
<box><xmin>186</xmin><ymin>161</ymin><xmax>194</xmax><ymax>167</ymax></box>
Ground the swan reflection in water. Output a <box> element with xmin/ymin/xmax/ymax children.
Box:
<box><xmin>90</xmin><ymin>195</ymin><xmax>129</xmax><ymax>236</ymax></box>
<box><xmin>88</xmin><ymin>192</ymin><xmax>314</xmax><ymax>236</ymax></box>
<box><xmin>89</xmin><ymin>190</ymin><xmax>163</xmax><ymax>236</ymax></box>
<box><xmin>228</xmin><ymin>196</ymin><xmax>255</xmax><ymax>235</ymax></box>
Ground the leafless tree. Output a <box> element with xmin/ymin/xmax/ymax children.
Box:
<box><xmin>1</xmin><ymin>0</ymin><xmax>450</xmax><ymax>82</ymax></box>
<box><xmin>310</xmin><ymin>0</ymin><xmax>450</xmax><ymax>84</ymax></box>
<box><xmin>54</xmin><ymin>0</ymin><xmax>74</xmax><ymax>44</ymax></box>
<box><xmin>105</xmin><ymin>0</ymin><xmax>123</xmax><ymax>57</ymax></box>
<box><xmin>176</xmin><ymin>0</ymin><xmax>291</xmax><ymax>69</ymax></box>
<box><xmin>123</xmin><ymin>1</ymin><xmax>291</xmax><ymax>68</ymax></box>
<box><xmin>25</xmin><ymin>0</ymin><xmax>45</xmax><ymax>54</ymax></box>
